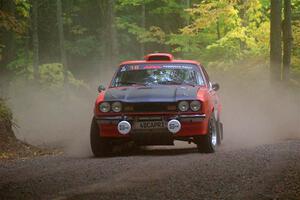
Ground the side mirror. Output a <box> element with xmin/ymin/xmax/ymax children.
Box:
<box><xmin>211</xmin><ymin>82</ymin><xmax>220</xmax><ymax>91</ymax></box>
<box><xmin>98</xmin><ymin>85</ymin><xmax>106</xmax><ymax>93</ymax></box>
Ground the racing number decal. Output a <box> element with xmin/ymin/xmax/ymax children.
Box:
<box><xmin>129</xmin><ymin>65</ymin><xmax>139</xmax><ymax>70</ymax></box>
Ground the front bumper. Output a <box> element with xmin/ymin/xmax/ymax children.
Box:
<box><xmin>96</xmin><ymin>114</ymin><xmax>205</xmax><ymax>122</ymax></box>
<box><xmin>95</xmin><ymin>113</ymin><xmax>209</xmax><ymax>138</ymax></box>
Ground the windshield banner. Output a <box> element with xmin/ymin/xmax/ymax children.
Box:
<box><xmin>120</xmin><ymin>63</ymin><xmax>200</xmax><ymax>72</ymax></box>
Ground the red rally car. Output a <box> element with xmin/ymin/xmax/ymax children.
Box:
<box><xmin>91</xmin><ymin>53</ymin><xmax>223</xmax><ymax>157</ymax></box>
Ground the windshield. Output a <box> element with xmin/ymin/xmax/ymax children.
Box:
<box><xmin>111</xmin><ymin>63</ymin><xmax>205</xmax><ymax>87</ymax></box>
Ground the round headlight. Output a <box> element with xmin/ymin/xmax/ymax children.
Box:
<box><xmin>99</xmin><ymin>102</ymin><xmax>110</xmax><ymax>112</ymax></box>
<box><xmin>178</xmin><ymin>101</ymin><xmax>189</xmax><ymax>112</ymax></box>
<box><xmin>190</xmin><ymin>100</ymin><xmax>201</xmax><ymax>111</ymax></box>
<box><xmin>112</xmin><ymin>102</ymin><xmax>122</xmax><ymax>112</ymax></box>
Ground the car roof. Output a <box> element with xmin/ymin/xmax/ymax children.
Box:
<box><xmin>119</xmin><ymin>60</ymin><xmax>201</xmax><ymax>66</ymax></box>
<box><xmin>119</xmin><ymin>53</ymin><xmax>201</xmax><ymax>67</ymax></box>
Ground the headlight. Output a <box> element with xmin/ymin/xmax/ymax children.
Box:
<box><xmin>190</xmin><ymin>100</ymin><xmax>201</xmax><ymax>111</ymax></box>
<box><xmin>112</xmin><ymin>102</ymin><xmax>122</xmax><ymax>112</ymax></box>
<box><xmin>178</xmin><ymin>101</ymin><xmax>189</xmax><ymax>112</ymax></box>
<box><xmin>99</xmin><ymin>102</ymin><xmax>110</xmax><ymax>112</ymax></box>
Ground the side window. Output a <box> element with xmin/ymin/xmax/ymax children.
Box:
<box><xmin>196</xmin><ymin>71</ymin><xmax>205</xmax><ymax>86</ymax></box>
<box><xmin>201</xmin><ymin>65</ymin><xmax>210</xmax><ymax>86</ymax></box>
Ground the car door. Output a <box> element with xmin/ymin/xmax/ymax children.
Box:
<box><xmin>201</xmin><ymin>66</ymin><xmax>220</xmax><ymax>121</ymax></box>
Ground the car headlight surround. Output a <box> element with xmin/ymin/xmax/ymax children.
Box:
<box><xmin>190</xmin><ymin>100</ymin><xmax>201</xmax><ymax>111</ymax></box>
<box><xmin>178</xmin><ymin>101</ymin><xmax>189</xmax><ymax>112</ymax></box>
<box><xmin>112</xmin><ymin>102</ymin><xmax>122</xmax><ymax>112</ymax></box>
<box><xmin>99</xmin><ymin>102</ymin><xmax>111</xmax><ymax>112</ymax></box>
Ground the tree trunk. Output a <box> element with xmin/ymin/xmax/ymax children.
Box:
<box><xmin>184</xmin><ymin>0</ymin><xmax>191</xmax><ymax>54</ymax></box>
<box><xmin>270</xmin><ymin>0</ymin><xmax>282</xmax><ymax>82</ymax></box>
<box><xmin>186</xmin><ymin>0</ymin><xmax>191</xmax><ymax>25</ymax></box>
<box><xmin>282</xmin><ymin>0</ymin><xmax>292</xmax><ymax>81</ymax></box>
<box><xmin>109</xmin><ymin>0</ymin><xmax>118</xmax><ymax>67</ymax></box>
<box><xmin>32</xmin><ymin>0</ymin><xmax>39</xmax><ymax>80</ymax></box>
<box><xmin>216</xmin><ymin>20</ymin><xmax>221</xmax><ymax>40</ymax></box>
<box><xmin>98</xmin><ymin>0</ymin><xmax>118</xmax><ymax>68</ymax></box>
<box><xmin>56</xmin><ymin>0</ymin><xmax>68</xmax><ymax>83</ymax></box>
<box><xmin>0</xmin><ymin>0</ymin><xmax>16</xmax><ymax>95</ymax></box>
<box><xmin>140</xmin><ymin>3</ymin><xmax>146</xmax><ymax>57</ymax></box>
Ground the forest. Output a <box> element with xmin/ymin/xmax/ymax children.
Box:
<box><xmin>1</xmin><ymin>0</ymin><xmax>300</xmax><ymax>90</ymax></box>
<box><xmin>1</xmin><ymin>1</ymin><xmax>300</xmax><ymax>198</ymax></box>
<box><xmin>0</xmin><ymin>0</ymin><xmax>300</xmax><ymax>149</ymax></box>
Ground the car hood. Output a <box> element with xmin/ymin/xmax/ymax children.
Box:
<box><xmin>104</xmin><ymin>86</ymin><xmax>200</xmax><ymax>102</ymax></box>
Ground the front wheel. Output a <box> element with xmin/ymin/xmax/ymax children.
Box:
<box><xmin>195</xmin><ymin>115</ymin><xmax>218</xmax><ymax>153</ymax></box>
<box><xmin>216</xmin><ymin>120</ymin><xmax>223</xmax><ymax>145</ymax></box>
<box><xmin>90</xmin><ymin>117</ymin><xmax>113</xmax><ymax>157</ymax></box>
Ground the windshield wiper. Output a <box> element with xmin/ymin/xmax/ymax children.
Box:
<box><xmin>158</xmin><ymin>80</ymin><xmax>182</xmax><ymax>85</ymax></box>
<box><xmin>182</xmin><ymin>81</ymin><xmax>196</xmax><ymax>87</ymax></box>
<box><xmin>116</xmin><ymin>81</ymin><xmax>146</xmax><ymax>86</ymax></box>
<box><xmin>158</xmin><ymin>80</ymin><xmax>195</xmax><ymax>87</ymax></box>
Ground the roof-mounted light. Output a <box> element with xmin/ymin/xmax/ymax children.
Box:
<box><xmin>144</xmin><ymin>53</ymin><xmax>174</xmax><ymax>61</ymax></box>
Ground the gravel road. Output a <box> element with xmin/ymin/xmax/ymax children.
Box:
<box><xmin>1</xmin><ymin>140</ymin><xmax>300</xmax><ymax>200</ymax></box>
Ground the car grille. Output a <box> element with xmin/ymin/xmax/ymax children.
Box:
<box><xmin>123</xmin><ymin>102</ymin><xmax>177</xmax><ymax>112</ymax></box>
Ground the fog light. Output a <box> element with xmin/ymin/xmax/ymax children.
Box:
<box><xmin>117</xmin><ymin>121</ymin><xmax>131</xmax><ymax>135</ymax></box>
<box><xmin>167</xmin><ymin>119</ymin><xmax>181</xmax><ymax>134</ymax></box>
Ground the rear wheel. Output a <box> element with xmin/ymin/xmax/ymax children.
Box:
<box><xmin>90</xmin><ymin>117</ymin><xmax>113</xmax><ymax>157</ymax></box>
<box><xmin>195</xmin><ymin>115</ymin><xmax>218</xmax><ymax>153</ymax></box>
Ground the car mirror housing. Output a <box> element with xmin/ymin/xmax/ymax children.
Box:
<box><xmin>211</xmin><ymin>82</ymin><xmax>220</xmax><ymax>91</ymax></box>
<box><xmin>98</xmin><ymin>85</ymin><xmax>106</xmax><ymax>93</ymax></box>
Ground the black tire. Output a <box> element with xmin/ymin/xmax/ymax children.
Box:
<box><xmin>216</xmin><ymin>120</ymin><xmax>223</xmax><ymax>145</ymax></box>
<box><xmin>90</xmin><ymin>117</ymin><xmax>113</xmax><ymax>157</ymax></box>
<box><xmin>195</xmin><ymin>115</ymin><xmax>218</xmax><ymax>153</ymax></box>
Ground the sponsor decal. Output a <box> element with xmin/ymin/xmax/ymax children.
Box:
<box><xmin>162</xmin><ymin>65</ymin><xmax>193</xmax><ymax>69</ymax></box>
<box><xmin>167</xmin><ymin>119</ymin><xmax>181</xmax><ymax>134</ymax></box>
<box><xmin>118</xmin><ymin>121</ymin><xmax>131</xmax><ymax>135</ymax></box>
<box><xmin>144</xmin><ymin>65</ymin><xmax>161</xmax><ymax>69</ymax></box>
<box><xmin>120</xmin><ymin>66</ymin><xmax>126</xmax><ymax>72</ymax></box>
<box><xmin>120</xmin><ymin>63</ymin><xmax>198</xmax><ymax>72</ymax></box>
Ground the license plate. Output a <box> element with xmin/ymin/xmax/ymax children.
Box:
<box><xmin>134</xmin><ymin>121</ymin><xmax>165</xmax><ymax>129</ymax></box>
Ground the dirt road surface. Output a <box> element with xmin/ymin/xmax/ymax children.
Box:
<box><xmin>1</xmin><ymin>140</ymin><xmax>300</xmax><ymax>200</ymax></box>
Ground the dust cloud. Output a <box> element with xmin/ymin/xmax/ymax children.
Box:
<box><xmin>7</xmin><ymin>63</ymin><xmax>300</xmax><ymax>156</ymax></box>
<box><xmin>211</xmin><ymin>64</ymin><xmax>300</xmax><ymax>148</ymax></box>
<box><xmin>8</xmin><ymin>68</ymin><xmax>115</xmax><ymax>157</ymax></box>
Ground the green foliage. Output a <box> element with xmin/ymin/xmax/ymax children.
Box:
<box><xmin>38</xmin><ymin>63</ymin><xmax>65</xmax><ymax>89</ymax></box>
<box><xmin>117</xmin><ymin>0</ymin><xmax>154</xmax><ymax>7</ymax></box>
<box><xmin>291</xmin><ymin>20</ymin><xmax>300</xmax><ymax>79</ymax></box>
<box><xmin>7</xmin><ymin>49</ymin><xmax>87</xmax><ymax>90</ymax></box>
<box><xmin>167</xmin><ymin>33</ymin><xmax>203</xmax><ymax>56</ymax></box>
<box><xmin>2</xmin><ymin>0</ymin><xmax>300</xmax><ymax>88</ymax></box>
<box><xmin>291</xmin><ymin>57</ymin><xmax>300</xmax><ymax>76</ymax></box>
<box><xmin>65</xmin><ymin>36</ymin><xmax>97</xmax><ymax>56</ymax></box>
<box><xmin>117</xmin><ymin>18</ymin><xmax>165</xmax><ymax>44</ymax></box>
<box><xmin>168</xmin><ymin>0</ymin><xmax>270</xmax><ymax>64</ymax></box>
<box><xmin>7</xmin><ymin>54</ymin><xmax>88</xmax><ymax>93</ymax></box>
<box><xmin>7</xmin><ymin>51</ymin><xmax>33</xmax><ymax>78</ymax></box>
<box><xmin>38</xmin><ymin>63</ymin><xmax>87</xmax><ymax>91</ymax></box>
<box><xmin>0</xmin><ymin>0</ymin><xmax>30</xmax><ymax>34</ymax></box>
<box><xmin>14</xmin><ymin>0</ymin><xmax>31</xmax><ymax>18</ymax></box>
<box><xmin>0</xmin><ymin>0</ymin><xmax>30</xmax><ymax>62</ymax></box>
